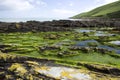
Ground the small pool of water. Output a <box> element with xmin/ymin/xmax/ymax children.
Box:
<box><xmin>95</xmin><ymin>33</ymin><xmax>116</xmax><ymax>36</ymax></box>
<box><xmin>75</xmin><ymin>40</ymin><xmax>120</xmax><ymax>54</ymax></box>
<box><xmin>75</xmin><ymin>29</ymin><xmax>116</xmax><ymax>37</ymax></box>
<box><xmin>98</xmin><ymin>45</ymin><xmax>120</xmax><ymax>54</ymax></box>
<box><xmin>76</xmin><ymin>40</ymin><xmax>99</xmax><ymax>47</ymax></box>
<box><xmin>109</xmin><ymin>41</ymin><xmax>120</xmax><ymax>45</ymax></box>
<box><xmin>76</xmin><ymin>29</ymin><xmax>95</xmax><ymax>33</ymax></box>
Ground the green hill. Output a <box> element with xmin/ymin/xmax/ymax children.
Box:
<box><xmin>72</xmin><ymin>0</ymin><xmax>120</xmax><ymax>19</ymax></box>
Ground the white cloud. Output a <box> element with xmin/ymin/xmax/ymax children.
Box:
<box><xmin>53</xmin><ymin>9</ymin><xmax>76</xmax><ymax>14</ymax></box>
<box><xmin>28</xmin><ymin>0</ymin><xmax>47</xmax><ymax>7</ymax></box>
<box><xmin>96</xmin><ymin>0</ymin><xmax>118</xmax><ymax>4</ymax></box>
<box><xmin>104</xmin><ymin>0</ymin><xmax>118</xmax><ymax>3</ymax></box>
<box><xmin>0</xmin><ymin>0</ymin><xmax>33</xmax><ymax>11</ymax></box>
<box><xmin>84</xmin><ymin>0</ymin><xmax>119</xmax><ymax>12</ymax></box>
<box><xmin>69</xmin><ymin>2</ymin><xmax>74</xmax><ymax>6</ymax></box>
<box><xmin>52</xmin><ymin>9</ymin><xmax>78</xmax><ymax>18</ymax></box>
<box><xmin>51</xmin><ymin>8</ymin><xmax>79</xmax><ymax>18</ymax></box>
<box><xmin>0</xmin><ymin>0</ymin><xmax>47</xmax><ymax>11</ymax></box>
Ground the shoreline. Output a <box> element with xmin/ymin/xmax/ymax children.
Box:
<box><xmin>0</xmin><ymin>19</ymin><xmax>120</xmax><ymax>33</ymax></box>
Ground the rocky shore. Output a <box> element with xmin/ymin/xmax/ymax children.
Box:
<box><xmin>0</xmin><ymin>19</ymin><xmax>120</xmax><ymax>32</ymax></box>
<box><xmin>0</xmin><ymin>19</ymin><xmax>120</xmax><ymax>79</ymax></box>
<box><xmin>0</xmin><ymin>52</ymin><xmax>120</xmax><ymax>80</ymax></box>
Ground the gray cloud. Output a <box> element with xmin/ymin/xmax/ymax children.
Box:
<box><xmin>0</xmin><ymin>0</ymin><xmax>47</xmax><ymax>11</ymax></box>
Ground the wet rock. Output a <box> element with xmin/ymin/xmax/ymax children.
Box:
<box><xmin>0</xmin><ymin>48</ymin><xmax>17</xmax><ymax>53</ymax></box>
<box><xmin>69</xmin><ymin>46</ymin><xmax>82</xmax><ymax>50</ymax></box>
<box><xmin>0</xmin><ymin>53</ymin><xmax>56</xmax><ymax>80</ymax></box>
<box><xmin>69</xmin><ymin>46</ymin><xmax>92</xmax><ymax>53</ymax></box>
<box><xmin>0</xmin><ymin>44</ymin><xmax>15</xmax><ymax>53</ymax></box>
<box><xmin>81</xmin><ymin>47</ymin><xmax>91</xmax><ymax>53</ymax></box>
<box><xmin>83</xmin><ymin>32</ymin><xmax>89</xmax><ymax>37</ymax></box>
<box><xmin>0</xmin><ymin>44</ymin><xmax>11</xmax><ymax>48</ymax></box>
<box><xmin>39</xmin><ymin>46</ymin><xmax>61</xmax><ymax>52</ymax></box>
<box><xmin>0</xmin><ymin>52</ymin><xmax>120</xmax><ymax>79</ymax></box>
<box><xmin>80</xmin><ymin>63</ymin><xmax>120</xmax><ymax>76</ymax></box>
<box><xmin>109</xmin><ymin>68</ymin><xmax>120</xmax><ymax>76</ymax></box>
<box><xmin>57</xmin><ymin>51</ymin><xmax>77</xmax><ymax>57</ymax></box>
<box><xmin>0</xmin><ymin>72</ymin><xmax>5</xmax><ymax>79</ymax></box>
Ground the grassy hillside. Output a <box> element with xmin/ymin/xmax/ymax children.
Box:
<box><xmin>72</xmin><ymin>0</ymin><xmax>120</xmax><ymax>19</ymax></box>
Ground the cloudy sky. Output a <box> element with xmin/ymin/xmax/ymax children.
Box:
<box><xmin>0</xmin><ymin>0</ymin><xmax>118</xmax><ymax>18</ymax></box>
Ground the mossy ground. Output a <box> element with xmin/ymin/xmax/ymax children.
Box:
<box><xmin>0</xmin><ymin>29</ymin><xmax>120</xmax><ymax>68</ymax></box>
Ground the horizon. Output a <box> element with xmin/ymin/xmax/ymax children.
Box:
<box><xmin>0</xmin><ymin>0</ymin><xmax>118</xmax><ymax>19</ymax></box>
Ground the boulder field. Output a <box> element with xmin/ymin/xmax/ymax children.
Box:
<box><xmin>0</xmin><ymin>19</ymin><xmax>120</xmax><ymax>32</ymax></box>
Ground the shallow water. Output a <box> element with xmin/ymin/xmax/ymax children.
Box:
<box><xmin>75</xmin><ymin>40</ymin><xmax>99</xmax><ymax>47</ymax></box>
<box><xmin>95</xmin><ymin>33</ymin><xmax>115</xmax><ymax>36</ymax></box>
<box><xmin>98</xmin><ymin>45</ymin><xmax>120</xmax><ymax>54</ymax></box>
<box><xmin>75</xmin><ymin>40</ymin><xmax>120</xmax><ymax>54</ymax></box>
<box><xmin>76</xmin><ymin>29</ymin><xmax>95</xmax><ymax>33</ymax></box>
<box><xmin>110</xmin><ymin>41</ymin><xmax>120</xmax><ymax>45</ymax></box>
<box><xmin>75</xmin><ymin>29</ymin><xmax>116</xmax><ymax>36</ymax></box>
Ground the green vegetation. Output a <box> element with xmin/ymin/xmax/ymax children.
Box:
<box><xmin>0</xmin><ymin>29</ymin><xmax>120</xmax><ymax>80</ymax></box>
<box><xmin>72</xmin><ymin>0</ymin><xmax>120</xmax><ymax>18</ymax></box>
<box><xmin>0</xmin><ymin>29</ymin><xmax>120</xmax><ymax>68</ymax></box>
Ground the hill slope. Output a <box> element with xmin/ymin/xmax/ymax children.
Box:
<box><xmin>72</xmin><ymin>0</ymin><xmax>120</xmax><ymax>19</ymax></box>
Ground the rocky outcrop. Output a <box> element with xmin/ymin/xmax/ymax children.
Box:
<box><xmin>0</xmin><ymin>52</ymin><xmax>56</xmax><ymax>80</ymax></box>
<box><xmin>0</xmin><ymin>19</ymin><xmax>120</xmax><ymax>32</ymax></box>
<box><xmin>0</xmin><ymin>52</ymin><xmax>120</xmax><ymax>80</ymax></box>
<box><xmin>0</xmin><ymin>21</ymin><xmax>71</xmax><ymax>33</ymax></box>
<box><xmin>79</xmin><ymin>63</ymin><xmax>120</xmax><ymax>76</ymax></box>
<box><xmin>39</xmin><ymin>46</ymin><xmax>61</xmax><ymax>52</ymax></box>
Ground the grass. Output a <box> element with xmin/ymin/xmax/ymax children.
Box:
<box><xmin>0</xmin><ymin>30</ymin><xmax>120</xmax><ymax>67</ymax></box>
<box><xmin>72</xmin><ymin>0</ymin><xmax>120</xmax><ymax>18</ymax></box>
